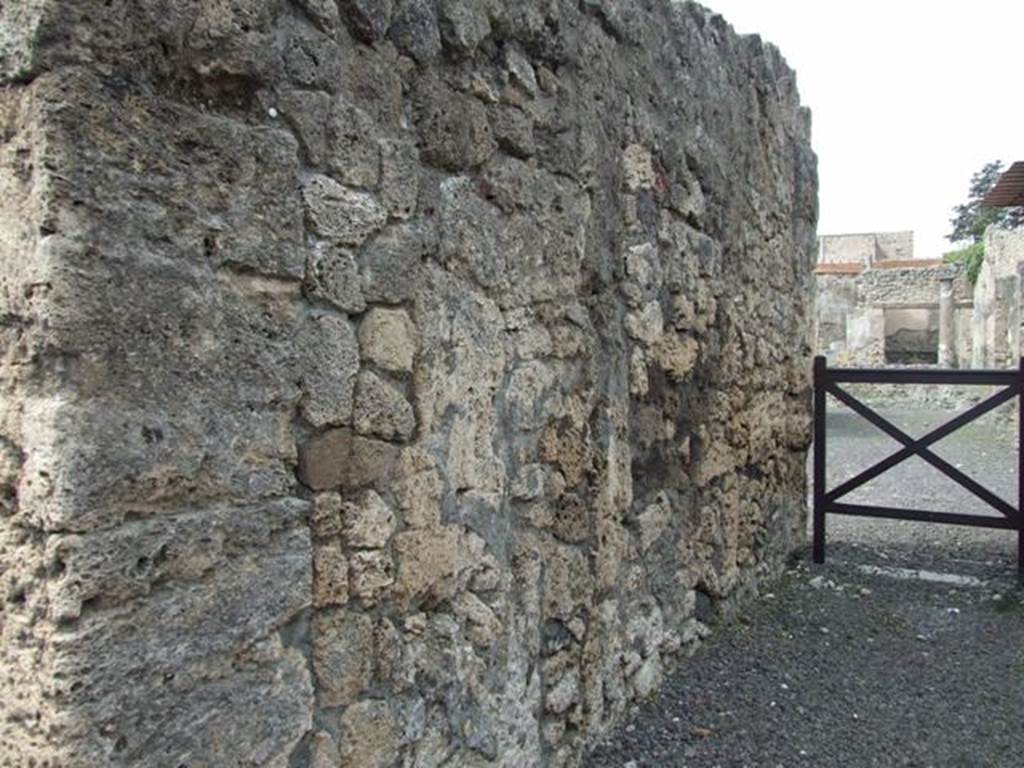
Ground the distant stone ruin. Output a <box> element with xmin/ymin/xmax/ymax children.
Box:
<box><xmin>972</xmin><ymin>227</ymin><xmax>1024</xmax><ymax>369</ymax></box>
<box><xmin>814</xmin><ymin>229</ymin><xmax>1024</xmax><ymax>371</ymax></box>
<box><xmin>813</xmin><ymin>231</ymin><xmax>973</xmax><ymax>367</ymax></box>
<box><xmin>0</xmin><ymin>2</ymin><xmax>817</xmax><ymax>766</ymax></box>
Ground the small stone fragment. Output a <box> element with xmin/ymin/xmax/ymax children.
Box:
<box><xmin>395</xmin><ymin>448</ymin><xmax>443</xmax><ymax>529</ymax></box>
<box><xmin>313</xmin><ymin>540</ymin><xmax>349</xmax><ymax>608</ymax></box>
<box><xmin>632</xmin><ymin>656</ymin><xmax>661</xmax><ymax>699</ymax></box>
<box><xmin>393</xmin><ymin>527</ymin><xmax>467</xmax><ymax>608</ymax></box>
<box><xmin>350</xmin><ymin>550</ymin><xmax>395</xmax><ymax>603</ymax></box>
<box><xmin>311</xmin><ymin>731</ymin><xmax>342</xmax><ymax>768</ymax></box>
<box><xmin>629</xmin><ymin>347</ymin><xmax>649</xmax><ymax>397</ymax></box>
<box><xmin>623</xmin><ymin>144</ymin><xmax>656</xmax><ymax>190</ymax></box>
<box><xmin>359</xmin><ymin>308</ymin><xmax>417</xmax><ymax>372</ymax></box>
<box><xmin>453</xmin><ymin>591</ymin><xmax>502</xmax><ymax>647</ymax></box>
<box><xmin>624</xmin><ymin>300</ymin><xmax>664</xmax><ymax>345</ymax></box>
<box><xmin>652</xmin><ymin>333</ymin><xmax>700</xmax><ymax>382</ymax></box>
<box><xmin>504</xmin><ymin>47</ymin><xmax>538</xmax><ymax>97</ymax></box>
<box><xmin>311</xmin><ymin>491</ymin><xmax>344</xmax><ymax>539</ymax></box>
<box><xmin>493</xmin><ymin>105</ymin><xmax>536</xmax><ymax>159</ymax></box>
<box><xmin>545</xmin><ymin>670</ymin><xmax>579</xmax><ymax>714</ymax></box>
<box><xmin>340</xmin><ymin>0</ymin><xmax>393</xmax><ymax>42</ymax></box>
<box><xmin>389</xmin><ymin>0</ymin><xmax>442</xmax><ymax>63</ymax></box>
<box><xmin>338</xmin><ymin>700</ymin><xmax>400</xmax><ymax>768</ymax></box>
<box><xmin>304</xmin><ymin>243</ymin><xmax>366</xmax><ymax>313</ymax></box>
<box><xmin>278</xmin><ymin>90</ymin><xmax>332</xmax><ymax>165</ymax></box>
<box><xmin>327</xmin><ymin>97</ymin><xmax>380</xmax><ymax>187</ymax></box>
<box><xmin>343</xmin><ymin>489</ymin><xmax>396</xmax><ymax>549</ymax></box>
<box><xmin>353</xmin><ymin>370</ymin><xmax>416</xmax><ymax>442</ymax></box>
<box><xmin>313</xmin><ymin>609</ymin><xmax>374</xmax><ymax>707</ymax></box>
<box><xmin>414</xmin><ymin>79</ymin><xmax>496</xmax><ymax>171</ymax></box>
<box><xmin>438</xmin><ymin>0</ymin><xmax>491</xmax><ymax>56</ymax></box>
<box><xmin>361</xmin><ymin>222</ymin><xmax>432</xmax><ymax>304</ymax></box>
<box><xmin>379</xmin><ymin>139</ymin><xmax>419</xmax><ymax>220</ymax></box>
<box><xmin>298</xmin><ymin>312</ymin><xmax>359</xmax><ymax>428</ymax></box>
<box><xmin>302</xmin><ymin>174</ymin><xmax>386</xmax><ymax>246</ymax></box>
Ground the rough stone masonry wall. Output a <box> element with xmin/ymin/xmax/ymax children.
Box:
<box><xmin>0</xmin><ymin>2</ymin><xmax>817</xmax><ymax>767</ymax></box>
<box><xmin>858</xmin><ymin>265</ymin><xmax>969</xmax><ymax>307</ymax></box>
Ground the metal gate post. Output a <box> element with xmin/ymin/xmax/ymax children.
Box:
<box><xmin>813</xmin><ymin>355</ymin><xmax>826</xmax><ymax>564</ymax></box>
<box><xmin>1018</xmin><ymin>357</ymin><xmax>1023</xmax><ymax>579</ymax></box>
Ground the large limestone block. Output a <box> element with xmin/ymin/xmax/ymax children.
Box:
<box><xmin>298</xmin><ymin>428</ymin><xmax>400</xmax><ymax>490</ymax></box>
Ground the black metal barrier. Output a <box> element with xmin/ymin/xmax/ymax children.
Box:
<box><xmin>812</xmin><ymin>355</ymin><xmax>1024</xmax><ymax>574</ymax></box>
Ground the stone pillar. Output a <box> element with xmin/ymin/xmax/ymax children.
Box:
<box><xmin>938</xmin><ymin>277</ymin><xmax>955</xmax><ymax>367</ymax></box>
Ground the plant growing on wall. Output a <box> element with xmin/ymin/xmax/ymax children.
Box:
<box><xmin>944</xmin><ymin>160</ymin><xmax>1024</xmax><ymax>283</ymax></box>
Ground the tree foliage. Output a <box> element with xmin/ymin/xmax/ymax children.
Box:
<box><xmin>944</xmin><ymin>161</ymin><xmax>1024</xmax><ymax>284</ymax></box>
<box><xmin>942</xmin><ymin>242</ymin><xmax>984</xmax><ymax>284</ymax></box>
<box><xmin>947</xmin><ymin>160</ymin><xmax>1024</xmax><ymax>245</ymax></box>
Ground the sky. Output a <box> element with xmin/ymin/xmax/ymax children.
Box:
<box><xmin>703</xmin><ymin>0</ymin><xmax>1024</xmax><ymax>260</ymax></box>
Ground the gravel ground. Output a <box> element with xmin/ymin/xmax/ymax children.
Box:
<box><xmin>587</xmin><ymin>401</ymin><xmax>1024</xmax><ymax>768</ymax></box>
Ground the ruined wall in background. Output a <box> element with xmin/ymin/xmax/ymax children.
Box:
<box><xmin>873</xmin><ymin>231</ymin><xmax>915</xmax><ymax>262</ymax></box>
<box><xmin>814</xmin><ymin>273</ymin><xmax>860</xmax><ymax>353</ymax></box>
<box><xmin>972</xmin><ymin>228</ymin><xmax>1024</xmax><ymax>368</ymax></box>
<box><xmin>858</xmin><ymin>264</ymin><xmax>969</xmax><ymax>307</ymax></box>
<box><xmin>0</xmin><ymin>2</ymin><xmax>817</xmax><ymax>766</ymax></box>
<box><xmin>817</xmin><ymin>230</ymin><xmax>914</xmax><ymax>267</ymax></box>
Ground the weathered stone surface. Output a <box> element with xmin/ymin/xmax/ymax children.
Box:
<box><xmin>1</xmin><ymin>2</ymin><xmax>815</xmax><ymax>767</ymax></box>
<box><xmin>304</xmin><ymin>243</ymin><xmax>366</xmax><ymax>314</ymax></box>
<box><xmin>327</xmin><ymin>96</ymin><xmax>380</xmax><ymax>187</ymax></box>
<box><xmin>313</xmin><ymin>609</ymin><xmax>374</xmax><ymax>708</ymax></box>
<box><xmin>414</xmin><ymin>78</ymin><xmax>497</xmax><ymax>171</ymax></box>
<box><xmin>298</xmin><ymin>312</ymin><xmax>359</xmax><ymax>428</ymax></box>
<box><xmin>361</xmin><ymin>222</ymin><xmax>432</xmax><ymax>304</ymax></box>
<box><xmin>389</xmin><ymin>0</ymin><xmax>442</xmax><ymax>64</ymax></box>
<box><xmin>438</xmin><ymin>0</ymin><xmax>492</xmax><ymax>56</ymax></box>
<box><xmin>298</xmin><ymin>428</ymin><xmax>401</xmax><ymax>490</ymax></box>
<box><xmin>393</xmin><ymin>526</ymin><xmax>470</xmax><ymax>608</ymax></box>
<box><xmin>278</xmin><ymin>89</ymin><xmax>333</xmax><ymax>166</ymax></box>
<box><xmin>360</xmin><ymin>307</ymin><xmax>418</xmax><ymax>372</ymax></box>
<box><xmin>343</xmin><ymin>489</ymin><xmax>397</xmax><ymax>549</ymax></box>
<box><xmin>341</xmin><ymin>0</ymin><xmax>394</xmax><ymax>43</ymax></box>
<box><xmin>311</xmin><ymin>730</ymin><xmax>342</xmax><ymax>768</ymax></box>
<box><xmin>338</xmin><ymin>700</ymin><xmax>400</xmax><ymax>768</ymax></box>
<box><xmin>302</xmin><ymin>174</ymin><xmax>386</xmax><ymax>246</ymax></box>
<box><xmin>350</xmin><ymin>550</ymin><xmax>395</xmax><ymax>603</ymax></box>
<box><xmin>314</xmin><ymin>539</ymin><xmax>349</xmax><ymax>608</ymax></box>
<box><xmin>312</xmin><ymin>491</ymin><xmax>344</xmax><ymax>539</ymax></box>
<box><xmin>353</xmin><ymin>370</ymin><xmax>417</xmax><ymax>441</ymax></box>
<box><xmin>379</xmin><ymin>139</ymin><xmax>420</xmax><ymax>220</ymax></box>
<box><xmin>395</xmin><ymin>448</ymin><xmax>444</xmax><ymax>529</ymax></box>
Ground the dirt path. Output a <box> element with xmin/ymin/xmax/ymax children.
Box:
<box><xmin>587</xmin><ymin>403</ymin><xmax>1024</xmax><ymax>768</ymax></box>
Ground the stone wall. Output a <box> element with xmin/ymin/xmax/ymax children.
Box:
<box><xmin>873</xmin><ymin>231</ymin><xmax>914</xmax><ymax>262</ymax></box>
<box><xmin>972</xmin><ymin>227</ymin><xmax>1024</xmax><ymax>368</ymax></box>
<box><xmin>818</xmin><ymin>230</ymin><xmax>913</xmax><ymax>266</ymax></box>
<box><xmin>815</xmin><ymin>262</ymin><xmax>972</xmax><ymax>367</ymax></box>
<box><xmin>0</xmin><ymin>2</ymin><xmax>817</xmax><ymax>767</ymax></box>
<box><xmin>858</xmin><ymin>264</ymin><xmax>968</xmax><ymax>307</ymax></box>
<box><xmin>814</xmin><ymin>273</ymin><xmax>859</xmax><ymax>353</ymax></box>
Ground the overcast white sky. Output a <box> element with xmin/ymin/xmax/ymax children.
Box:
<box><xmin>704</xmin><ymin>0</ymin><xmax>1024</xmax><ymax>260</ymax></box>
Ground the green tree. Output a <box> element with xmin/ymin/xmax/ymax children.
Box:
<box><xmin>944</xmin><ymin>160</ymin><xmax>1024</xmax><ymax>283</ymax></box>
